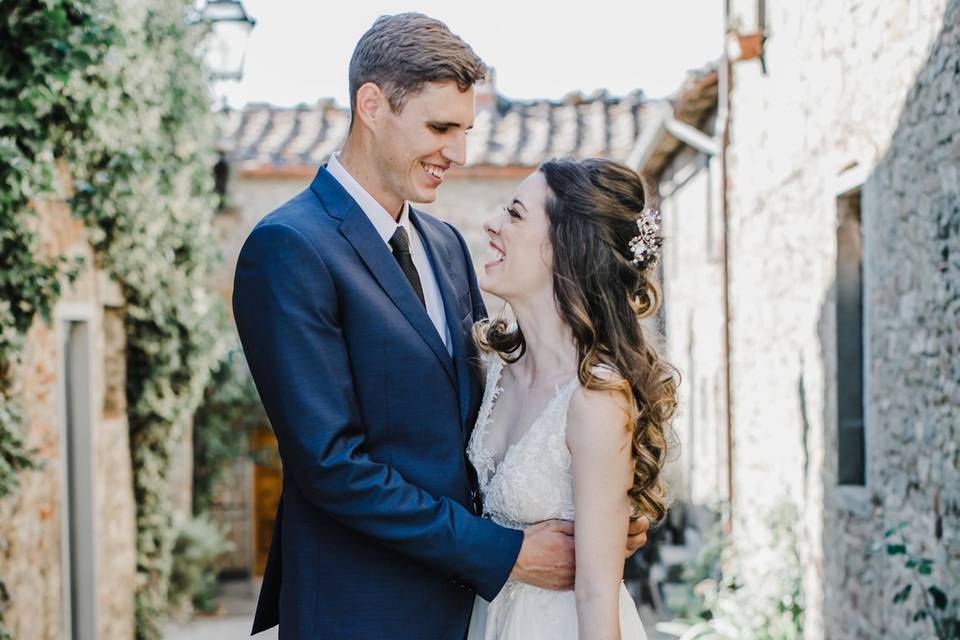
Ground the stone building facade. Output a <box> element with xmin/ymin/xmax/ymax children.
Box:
<box><xmin>633</xmin><ymin>68</ymin><xmax>726</xmax><ymax>511</ymax></box>
<box><xmin>727</xmin><ymin>1</ymin><xmax>959</xmax><ymax>636</ymax></box>
<box><xmin>0</xmin><ymin>185</ymin><xmax>137</xmax><ymax>638</ymax></box>
<box><xmin>640</xmin><ymin>1</ymin><xmax>960</xmax><ymax>637</ymax></box>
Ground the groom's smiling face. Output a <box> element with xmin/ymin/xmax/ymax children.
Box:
<box><xmin>371</xmin><ymin>80</ymin><xmax>475</xmax><ymax>205</ymax></box>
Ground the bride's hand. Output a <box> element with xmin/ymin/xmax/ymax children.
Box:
<box><xmin>624</xmin><ymin>515</ymin><xmax>651</xmax><ymax>558</ymax></box>
<box><xmin>510</xmin><ymin>520</ymin><xmax>575</xmax><ymax>590</ymax></box>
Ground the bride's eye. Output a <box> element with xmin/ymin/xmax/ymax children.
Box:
<box><xmin>503</xmin><ymin>205</ymin><xmax>521</xmax><ymax>220</ymax></box>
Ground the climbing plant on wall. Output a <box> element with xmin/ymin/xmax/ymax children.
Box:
<box><xmin>70</xmin><ymin>2</ymin><xmax>229</xmax><ymax>637</ymax></box>
<box><xmin>0</xmin><ymin>1</ymin><xmax>226</xmax><ymax>638</ymax></box>
<box><xmin>0</xmin><ymin>2</ymin><xmax>115</xmax><ymax>637</ymax></box>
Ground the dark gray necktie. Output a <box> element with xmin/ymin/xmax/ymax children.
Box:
<box><xmin>389</xmin><ymin>227</ymin><xmax>426</xmax><ymax>308</ymax></box>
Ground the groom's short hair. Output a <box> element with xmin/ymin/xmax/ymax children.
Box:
<box><xmin>349</xmin><ymin>13</ymin><xmax>488</xmax><ymax>117</ymax></box>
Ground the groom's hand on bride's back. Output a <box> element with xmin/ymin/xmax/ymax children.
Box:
<box><xmin>510</xmin><ymin>520</ymin><xmax>576</xmax><ymax>590</ymax></box>
<box><xmin>625</xmin><ymin>515</ymin><xmax>651</xmax><ymax>557</ymax></box>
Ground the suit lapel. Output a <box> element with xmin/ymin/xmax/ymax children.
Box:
<box><xmin>310</xmin><ymin>167</ymin><xmax>456</xmax><ymax>386</ymax></box>
<box><xmin>412</xmin><ymin>209</ymin><xmax>474</xmax><ymax>431</ymax></box>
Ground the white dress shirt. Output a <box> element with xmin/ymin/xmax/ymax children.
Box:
<box><xmin>326</xmin><ymin>153</ymin><xmax>452</xmax><ymax>354</ymax></box>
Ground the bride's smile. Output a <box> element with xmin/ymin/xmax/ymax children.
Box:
<box><xmin>479</xmin><ymin>171</ymin><xmax>554</xmax><ymax>303</ymax></box>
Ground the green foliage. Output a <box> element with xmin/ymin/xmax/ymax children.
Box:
<box><xmin>0</xmin><ymin>0</ymin><xmax>114</xmax><ymax>491</ymax></box>
<box><xmin>65</xmin><ymin>2</ymin><xmax>228</xmax><ymax>636</ymax></box>
<box><xmin>659</xmin><ymin>502</ymin><xmax>805</xmax><ymax>640</ymax></box>
<box><xmin>0</xmin><ymin>2</ymin><xmax>116</xmax><ymax>636</ymax></box>
<box><xmin>663</xmin><ymin>517</ymin><xmax>726</xmax><ymax>622</ymax></box>
<box><xmin>876</xmin><ymin>523</ymin><xmax>959</xmax><ymax>639</ymax></box>
<box><xmin>1</xmin><ymin>1</ymin><xmax>226</xmax><ymax>638</ymax></box>
<box><xmin>192</xmin><ymin>347</ymin><xmax>268</xmax><ymax>514</ymax></box>
<box><xmin>168</xmin><ymin>513</ymin><xmax>235</xmax><ymax>616</ymax></box>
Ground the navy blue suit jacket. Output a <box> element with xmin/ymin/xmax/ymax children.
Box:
<box><xmin>233</xmin><ymin>166</ymin><xmax>523</xmax><ymax>639</ymax></box>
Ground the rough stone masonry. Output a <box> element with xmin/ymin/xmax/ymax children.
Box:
<box><xmin>720</xmin><ymin>0</ymin><xmax>959</xmax><ymax>637</ymax></box>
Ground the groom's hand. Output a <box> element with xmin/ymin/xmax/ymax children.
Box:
<box><xmin>510</xmin><ymin>520</ymin><xmax>575</xmax><ymax>590</ymax></box>
<box><xmin>624</xmin><ymin>515</ymin><xmax>651</xmax><ymax>558</ymax></box>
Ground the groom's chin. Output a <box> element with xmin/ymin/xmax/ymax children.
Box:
<box><xmin>409</xmin><ymin>185</ymin><xmax>439</xmax><ymax>204</ymax></box>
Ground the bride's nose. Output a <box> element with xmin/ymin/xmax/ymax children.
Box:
<box><xmin>483</xmin><ymin>213</ymin><xmax>503</xmax><ymax>237</ymax></box>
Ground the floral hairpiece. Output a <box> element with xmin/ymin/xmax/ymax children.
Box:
<box><xmin>628</xmin><ymin>208</ymin><xmax>662</xmax><ymax>270</ymax></box>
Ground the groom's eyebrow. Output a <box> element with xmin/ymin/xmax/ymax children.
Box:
<box><xmin>428</xmin><ymin>120</ymin><xmax>474</xmax><ymax>130</ymax></box>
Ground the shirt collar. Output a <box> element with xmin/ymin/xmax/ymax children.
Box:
<box><xmin>327</xmin><ymin>152</ymin><xmax>411</xmax><ymax>244</ymax></box>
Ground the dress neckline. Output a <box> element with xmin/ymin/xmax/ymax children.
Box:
<box><xmin>472</xmin><ymin>356</ymin><xmax>580</xmax><ymax>491</ymax></box>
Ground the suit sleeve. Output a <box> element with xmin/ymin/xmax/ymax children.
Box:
<box><xmin>232</xmin><ymin>222</ymin><xmax>521</xmax><ymax>600</ymax></box>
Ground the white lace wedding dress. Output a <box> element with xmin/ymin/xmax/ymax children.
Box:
<box><xmin>465</xmin><ymin>355</ymin><xmax>648</xmax><ymax>640</ymax></box>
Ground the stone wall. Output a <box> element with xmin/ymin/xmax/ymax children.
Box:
<box><xmin>719</xmin><ymin>0</ymin><xmax>959</xmax><ymax>637</ymax></box>
<box><xmin>657</xmin><ymin>146</ymin><xmax>728</xmax><ymax>508</ymax></box>
<box><xmin>0</xmin><ymin>193</ymin><xmax>136</xmax><ymax>639</ymax></box>
<box><xmin>96</xmin><ymin>307</ymin><xmax>137</xmax><ymax>640</ymax></box>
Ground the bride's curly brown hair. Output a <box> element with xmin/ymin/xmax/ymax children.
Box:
<box><xmin>475</xmin><ymin>157</ymin><xmax>679</xmax><ymax>522</ymax></box>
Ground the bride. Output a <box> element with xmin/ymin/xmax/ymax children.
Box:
<box><xmin>466</xmin><ymin>158</ymin><xmax>678</xmax><ymax>640</ymax></box>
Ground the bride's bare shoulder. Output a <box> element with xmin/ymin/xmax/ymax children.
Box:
<box><xmin>566</xmin><ymin>366</ymin><xmax>632</xmax><ymax>453</ymax></box>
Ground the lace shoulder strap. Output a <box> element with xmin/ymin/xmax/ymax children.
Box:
<box><xmin>555</xmin><ymin>363</ymin><xmax>625</xmax><ymax>432</ymax></box>
<box><xmin>545</xmin><ymin>373</ymin><xmax>582</xmax><ymax>437</ymax></box>
<box><xmin>481</xmin><ymin>351</ymin><xmax>505</xmax><ymax>388</ymax></box>
<box><xmin>589</xmin><ymin>362</ymin><xmax>622</xmax><ymax>381</ymax></box>
<box><xmin>468</xmin><ymin>352</ymin><xmax>506</xmax><ymax>487</ymax></box>
<box><xmin>559</xmin><ymin>362</ymin><xmax>621</xmax><ymax>405</ymax></box>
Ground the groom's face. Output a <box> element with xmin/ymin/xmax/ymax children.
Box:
<box><xmin>372</xmin><ymin>81</ymin><xmax>475</xmax><ymax>204</ymax></box>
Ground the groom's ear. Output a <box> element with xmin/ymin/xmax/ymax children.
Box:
<box><xmin>354</xmin><ymin>82</ymin><xmax>386</xmax><ymax>131</ymax></box>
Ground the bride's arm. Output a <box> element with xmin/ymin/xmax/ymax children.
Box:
<box><xmin>567</xmin><ymin>386</ymin><xmax>634</xmax><ymax>640</ymax></box>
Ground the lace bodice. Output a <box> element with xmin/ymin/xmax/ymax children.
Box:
<box><xmin>466</xmin><ymin>354</ymin><xmax>580</xmax><ymax>530</ymax></box>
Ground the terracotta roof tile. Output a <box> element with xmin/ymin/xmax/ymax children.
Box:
<box><xmin>220</xmin><ymin>90</ymin><xmax>653</xmax><ymax>170</ymax></box>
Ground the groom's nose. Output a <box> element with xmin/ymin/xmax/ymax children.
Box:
<box><xmin>441</xmin><ymin>132</ymin><xmax>467</xmax><ymax>167</ymax></box>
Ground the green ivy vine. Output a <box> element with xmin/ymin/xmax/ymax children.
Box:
<box><xmin>1</xmin><ymin>1</ymin><xmax>226</xmax><ymax>638</ymax></box>
<box><xmin>0</xmin><ymin>2</ymin><xmax>115</xmax><ymax>637</ymax></box>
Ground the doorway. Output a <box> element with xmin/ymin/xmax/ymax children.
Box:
<box><xmin>60</xmin><ymin>319</ymin><xmax>98</xmax><ymax>640</ymax></box>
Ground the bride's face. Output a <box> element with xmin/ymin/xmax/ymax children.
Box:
<box><xmin>478</xmin><ymin>171</ymin><xmax>554</xmax><ymax>302</ymax></box>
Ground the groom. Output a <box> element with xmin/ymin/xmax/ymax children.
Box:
<box><xmin>234</xmin><ymin>13</ymin><xmax>648</xmax><ymax>639</ymax></box>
